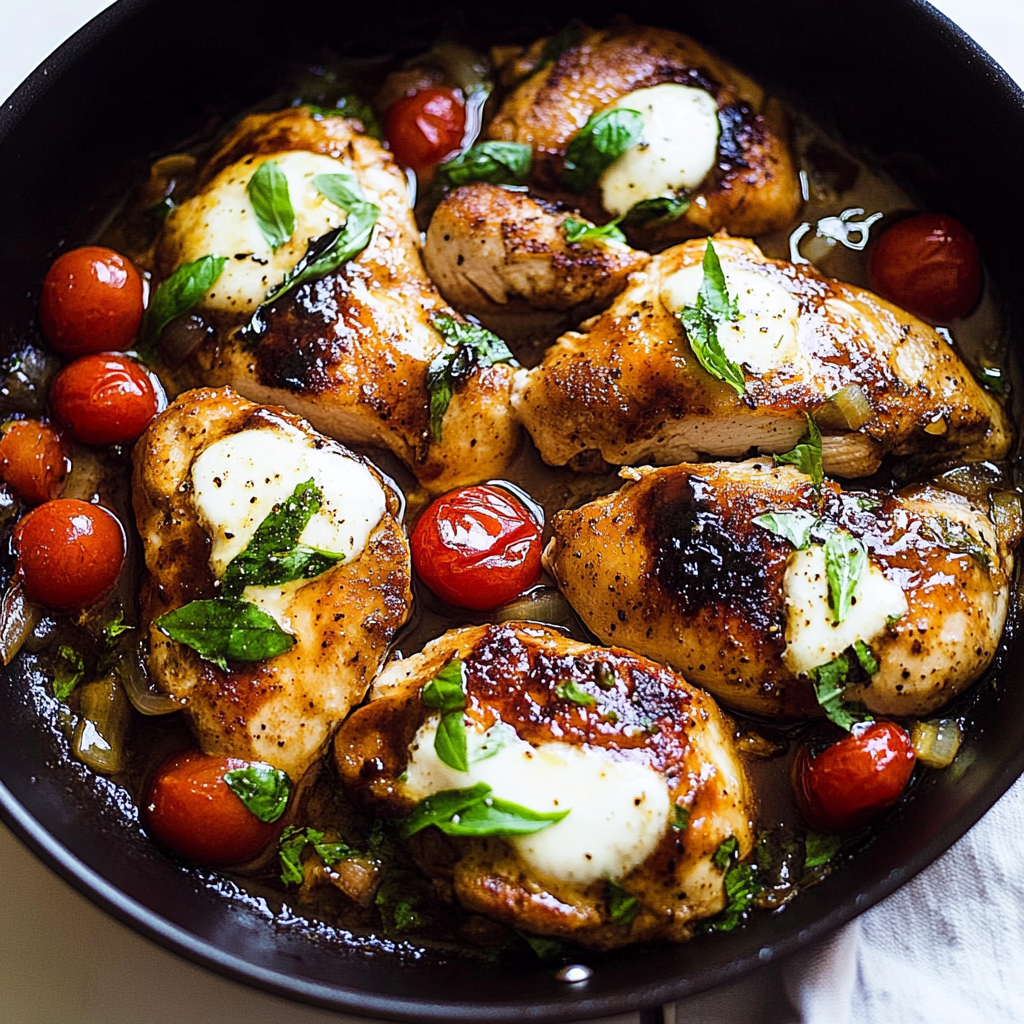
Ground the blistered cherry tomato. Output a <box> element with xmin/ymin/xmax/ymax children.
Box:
<box><xmin>385</xmin><ymin>87</ymin><xmax>466</xmax><ymax>170</ymax></box>
<box><xmin>866</xmin><ymin>213</ymin><xmax>982</xmax><ymax>322</ymax></box>
<box><xmin>50</xmin><ymin>353</ymin><xmax>159</xmax><ymax>446</ymax></box>
<box><xmin>411</xmin><ymin>484</ymin><xmax>542</xmax><ymax>610</ymax></box>
<box><xmin>14</xmin><ymin>498</ymin><xmax>126</xmax><ymax>609</ymax></box>
<box><xmin>145</xmin><ymin>752</ymin><xmax>278</xmax><ymax>866</ymax></box>
<box><xmin>0</xmin><ymin>420</ymin><xmax>69</xmax><ymax>505</ymax></box>
<box><xmin>793</xmin><ymin>721</ymin><xmax>916</xmax><ymax>832</ymax></box>
<box><xmin>39</xmin><ymin>246</ymin><xmax>144</xmax><ymax>356</ymax></box>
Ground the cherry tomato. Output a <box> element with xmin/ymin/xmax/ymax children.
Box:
<box><xmin>145</xmin><ymin>751</ymin><xmax>278</xmax><ymax>866</ymax></box>
<box><xmin>866</xmin><ymin>213</ymin><xmax>982</xmax><ymax>322</ymax></box>
<box><xmin>13</xmin><ymin>498</ymin><xmax>126</xmax><ymax>609</ymax></box>
<box><xmin>385</xmin><ymin>87</ymin><xmax>466</xmax><ymax>170</ymax></box>
<box><xmin>793</xmin><ymin>721</ymin><xmax>916</xmax><ymax>832</ymax></box>
<box><xmin>0</xmin><ymin>420</ymin><xmax>69</xmax><ymax>505</ymax></box>
<box><xmin>50</xmin><ymin>353</ymin><xmax>159</xmax><ymax>446</ymax></box>
<box><xmin>411</xmin><ymin>484</ymin><xmax>543</xmax><ymax>610</ymax></box>
<box><xmin>39</xmin><ymin>246</ymin><xmax>144</xmax><ymax>356</ymax></box>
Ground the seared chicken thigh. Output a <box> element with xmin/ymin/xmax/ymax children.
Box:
<box><xmin>133</xmin><ymin>387</ymin><xmax>412</xmax><ymax>779</ymax></box>
<box><xmin>334</xmin><ymin>623</ymin><xmax>753</xmax><ymax>948</ymax></box>
<box><xmin>154</xmin><ymin>109</ymin><xmax>519</xmax><ymax>492</ymax></box>
<box><xmin>486</xmin><ymin>23</ymin><xmax>801</xmax><ymax>245</ymax></box>
<box><xmin>545</xmin><ymin>461</ymin><xmax>1012</xmax><ymax>718</ymax></box>
<box><xmin>513</xmin><ymin>236</ymin><xmax>1009</xmax><ymax>476</ymax></box>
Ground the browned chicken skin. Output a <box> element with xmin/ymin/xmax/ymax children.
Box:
<box><xmin>513</xmin><ymin>236</ymin><xmax>1009</xmax><ymax>476</ymax></box>
<box><xmin>545</xmin><ymin>461</ymin><xmax>1012</xmax><ymax>718</ymax></box>
<box><xmin>334</xmin><ymin>623</ymin><xmax>753</xmax><ymax>948</ymax></box>
<box><xmin>133</xmin><ymin>387</ymin><xmax>412</xmax><ymax>779</ymax></box>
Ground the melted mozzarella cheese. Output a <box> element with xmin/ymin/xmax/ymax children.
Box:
<box><xmin>783</xmin><ymin>544</ymin><xmax>908</xmax><ymax>675</ymax></box>
<box><xmin>402</xmin><ymin>719</ymin><xmax>669</xmax><ymax>885</ymax></box>
<box><xmin>191</xmin><ymin>426</ymin><xmax>386</xmax><ymax>581</ymax></box>
<box><xmin>661</xmin><ymin>258</ymin><xmax>802</xmax><ymax>373</ymax></box>
<box><xmin>599</xmin><ymin>84</ymin><xmax>720</xmax><ymax>218</ymax></box>
<box><xmin>165</xmin><ymin>150</ymin><xmax>354</xmax><ymax>315</ymax></box>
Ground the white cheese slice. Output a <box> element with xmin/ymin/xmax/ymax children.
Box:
<box><xmin>190</xmin><ymin>425</ymin><xmax>386</xmax><ymax>582</ymax></box>
<box><xmin>402</xmin><ymin>718</ymin><xmax>670</xmax><ymax>885</ymax></box>
<box><xmin>783</xmin><ymin>544</ymin><xmax>908</xmax><ymax>675</ymax></box>
<box><xmin>660</xmin><ymin>257</ymin><xmax>802</xmax><ymax>373</ymax></box>
<box><xmin>598</xmin><ymin>84</ymin><xmax>720</xmax><ymax>218</ymax></box>
<box><xmin>167</xmin><ymin>150</ymin><xmax>355</xmax><ymax>315</ymax></box>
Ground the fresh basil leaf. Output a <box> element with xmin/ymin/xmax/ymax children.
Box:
<box><xmin>672</xmin><ymin>804</ymin><xmax>691</xmax><ymax>832</ymax></box>
<box><xmin>554</xmin><ymin>679</ymin><xmax>597</xmax><ymax>706</ymax></box>
<box><xmin>853</xmin><ymin>640</ymin><xmax>879</xmax><ymax>677</ymax></box>
<box><xmin>223</xmin><ymin>763</ymin><xmax>292</xmax><ymax>823</ymax></box>
<box><xmin>468</xmin><ymin>722</ymin><xmax>516</xmax><ymax>764</ymax></box>
<box><xmin>607</xmin><ymin>878</ymin><xmax>640</xmax><ymax>924</ymax></box>
<box><xmin>435</xmin><ymin>709</ymin><xmax>469</xmax><ymax>773</ymax></box>
<box><xmin>810</xmin><ymin>655</ymin><xmax>872</xmax><ymax>732</ymax></box>
<box><xmin>435</xmin><ymin>795</ymin><xmax>569</xmax><ymax>837</ymax></box>
<box><xmin>421</xmin><ymin>658</ymin><xmax>468</xmax><ymax>712</ymax></box>
<box><xmin>824</xmin><ymin>529</ymin><xmax>867</xmax><ymax>624</ymax></box>
<box><xmin>52</xmin><ymin>645</ymin><xmax>84</xmax><ymax>702</ymax></box>
<box><xmin>400</xmin><ymin>783</ymin><xmax>493</xmax><ymax>837</ymax></box>
<box><xmin>313</xmin><ymin>838</ymin><xmax>359</xmax><ymax>865</ymax></box>
<box><xmin>97</xmin><ymin>613</ymin><xmax>135</xmax><ymax>673</ymax></box>
<box><xmin>518</xmin><ymin>930</ymin><xmax>566</xmax><ymax>960</ymax></box>
<box><xmin>697</xmin><ymin>238</ymin><xmax>740</xmax><ymax>321</ymax></box>
<box><xmin>533</xmin><ymin>19</ymin><xmax>583</xmax><ymax>75</ymax></box>
<box><xmin>431</xmin><ymin>313</ymin><xmax>515</xmax><ymax>365</ymax></box>
<box><xmin>278</xmin><ymin>825</ymin><xmax>322</xmax><ymax>885</ymax></box>
<box><xmin>104</xmin><ymin>614</ymin><xmax>134</xmax><ymax>643</ymax></box>
<box><xmin>705</xmin><ymin>862</ymin><xmax>761</xmax><ymax>932</ymax></box>
<box><xmin>713</xmin><ymin>835</ymin><xmax>740</xmax><ymax>870</ymax></box>
<box><xmin>803</xmin><ymin>830</ymin><xmax>842</xmax><ymax>870</ymax></box>
<box><xmin>312</xmin><ymin>171</ymin><xmax>365</xmax><ymax>211</ymax></box>
<box><xmin>247</xmin><ymin>160</ymin><xmax>295</xmax><ymax>251</ymax></box>
<box><xmin>155</xmin><ymin>597</ymin><xmax>295</xmax><ymax>670</ymax></box>
<box><xmin>562</xmin><ymin>107</ymin><xmax>644</xmax><ymax>193</ymax></box>
<box><xmin>623</xmin><ymin>195</ymin><xmax>691</xmax><ymax>226</ymax></box>
<box><xmin>922</xmin><ymin>515</ymin><xmax>991</xmax><ymax>570</ymax></box>
<box><xmin>774</xmin><ymin>416</ymin><xmax>824</xmax><ymax>491</ymax></box>
<box><xmin>437</xmin><ymin>142</ymin><xmax>533</xmax><ymax>188</ymax></box>
<box><xmin>141</xmin><ymin>255</ymin><xmax>227</xmax><ymax>350</ymax></box>
<box><xmin>305</xmin><ymin>94</ymin><xmax>382</xmax><ymax>138</ymax></box>
<box><xmin>752</xmin><ymin>509</ymin><xmax>819</xmax><ymax>550</ymax></box>
<box><xmin>562</xmin><ymin>216</ymin><xmax>626</xmax><ymax>245</ymax></box>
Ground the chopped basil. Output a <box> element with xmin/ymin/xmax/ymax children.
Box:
<box><xmin>52</xmin><ymin>645</ymin><xmax>84</xmax><ymax>702</ymax></box>
<box><xmin>803</xmin><ymin>830</ymin><xmax>842</xmax><ymax>870</ymax></box>
<box><xmin>155</xmin><ymin>597</ymin><xmax>294</xmax><ymax>670</ymax></box>
<box><xmin>223</xmin><ymin>763</ymin><xmax>292</xmax><ymax>823</ymax></box>
<box><xmin>437</xmin><ymin>141</ymin><xmax>532</xmax><ymax>188</ymax></box>
<box><xmin>561</xmin><ymin>107</ymin><xmax>644</xmax><ymax>193</ymax></box>
<box><xmin>140</xmin><ymin>255</ymin><xmax>227</xmax><ymax>351</ymax></box>
<box><xmin>623</xmin><ymin>195</ymin><xmax>691</xmax><ymax>226</ymax></box>
<box><xmin>421</xmin><ymin>657</ymin><xmax>469</xmax><ymax>772</ymax></box>
<box><xmin>752</xmin><ymin>509</ymin><xmax>819</xmax><ymax>550</ymax></box>
<box><xmin>672</xmin><ymin>804</ymin><xmax>691</xmax><ymax>832</ymax></box>
<box><xmin>678</xmin><ymin>240</ymin><xmax>745</xmax><ymax>395</ymax></box>
<box><xmin>562</xmin><ymin>216</ymin><xmax>626</xmax><ymax>245</ymax></box>
<box><xmin>518</xmin><ymin>930</ymin><xmax>566</xmax><ymax>960</ymax></box>
<box><xmin>853</xmin><ymin>639</ymin><xmax>879</xmax><ymax>677</ymax></box>
<box><xmin>824</xmin><ymin>529</ymin><xmax>866</xmax><ymax>624</ymax></box>
<box><xmin>103</xmin><ymin>614</ymin><xmax>134</xmax><ymax>643</ymax></box>
<box><xmin>809</xmin><ymin>655</ymin><xmax>872</xmax><ymax>732</ymax></box>
<box><xmin>774</xmin><ymin>415</ymin><xmax>824</xmax><ymax>491</ymax></box>
<box><xmin>400</xmin><ymin>783</ymin><xmax>567</xmax><ymax>838</ymax></box>
<box><xmin>607</xmin><ymin>878</ymin><xmax>640</xmax><ymax>924</ymax></box>
<box><xmin>426</xmin><ymin>313</ymin><xmax>515</xmax><ymax>441</ymax></box>
<box><xmin>400</xmin><ymin>783</ymin><xmax>492</xmax><ymax>837</ymax></box>
<box><xmin>922</xmin><ymin>515</ymin><xmax>991</xmax><ymax>570</ymax></box>
<box><xmin>375</xmin><ymin>870</ymin><xmax>428</xmax><ymax>933</ymax></box>
<box><xmin>247</xmin><ymin>160</ymin><xmax>295</xmax><ymax>251</ymax></box>
<box><xmin>554</xmin><ymin>679</ymin><xmax>597</xmax><ymax>706</ymax></box>
<box><xmin>712</xmin><ymin>835</ymin><xmax>740</xmax><ymax>870</ymax></box>
<box><xmin>855</xmin><ymin>495</ymin><xmax>883</xmax><ymax>511</ymax></box>
<box><xmin>97</xmin><ymin>613</ymin><xmax>135</xmax><ymax>673</ymax></box>
<box><xmin>278</xmin><ymin>824</ymin><xmax>358</xmax><ymax>885</ymax></box>
<box><xmin>706</xmin><ymin>862</ymin><xmax>761</xmax><ymax>932</ymax></box>
<box><xmin>221</xmin><ymin>478</ymin><xmax>344</xmax><ymax>596</ymax></box>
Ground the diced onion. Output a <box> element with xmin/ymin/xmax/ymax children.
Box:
<box><xmin>72</xmin><ymin>674</ymin><xmax>131</xmax><ymax>775</ymax></box>
<box><xmin>115</xmin><ymin>648</ymin><xmax>182</xmax><ymax>716</ymax></box>
<box><xmin>991</xmin><ymin>491</ymin><xmax>1023</xmax><ymax>549</ymax></box>
<box><xmin>910</xmin><ymin>718</ymin><xmax>963</xmax><ymax>769</ymax></box>
<box><xmin>494</xmin><ymin>587</ymin><xmax>573</xmax><ymax>627</ymax></box>
<box><xmin>0</xmin><ymin>583</ymin><xmax>42</xmax><ymax>666</ymax></box>
<box><xmin>813</xmin><ymin>384</ymin><xmax>874</xmax><ymax>431</ymax></box>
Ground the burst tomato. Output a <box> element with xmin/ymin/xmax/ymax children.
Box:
<box><xmin>0</xmin><ymin>420</ymin><xmax>69</xmax><ymax>505</ymax></box>
<box><xmin>39</xmin><ymin>246</ymin><xmax>144</xmax><ymax>356</ymax></box>
<box><xmin>793</xmin><ymin>720</ymin><xmax>916</xmax><ymax>832</ymax></box>
<box><xmin>14</xmin><ymin>498</ymin><xmax>126</xmax><ymax>609</ymax></box>
<box><xmin>411</xmin><ymin>484</ymin><xmax>543</xmax><ymax>610</ymax></box>
<box><xmin>385</xmin><ymin>86</ymin><xmax>466</xmax><ymax>170</ymax></box>
<box><xmin>145</xmin><ymin>752</ymin><xmax>278</xmax><ymax>866</ymax></box>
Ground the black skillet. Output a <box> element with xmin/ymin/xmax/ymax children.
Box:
<box><xmin>0</xmin><ymin>0</ymin><xmax>1022</xmax><ymax>1019</ymax></box>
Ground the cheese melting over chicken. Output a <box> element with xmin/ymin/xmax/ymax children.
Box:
<box><xmin>402</xmin><ymin>719</ymin><xmax>670</xmax><ymax>885</ymax></box>
<box><xmin>661</xmin><ymin>259</ymin><xmax>802</xmax><ymax>373</ymax></box>
<box><xmin>782</xmin><ymin>544</ymin><xmax>908</xmax><ymax>675</ymax></box>
<box><xmin>599</xmin><ymin>84</ymin><xmax>720</xmax><ymax>218</ymax></box>
<box><xmin>166</xmin><ymin>150</ymin><xmax>354</xmax><ymax>315</ymax></box>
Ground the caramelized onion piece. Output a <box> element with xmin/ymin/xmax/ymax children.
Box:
<box><xmin>991</xmin><ymin>491</ymin><xmax>1023</xmax><ymax>549</ymax></box>
<box><xmin>72</xmin><ymin>673</ymin><xmax>131</xmax><ymax>774</ymax></box>
<box><xmin>813</xmin><ymin>384</ymin><xmax>873</xmax><ymax>431</ymax></box>
<box><xmin>910</xmin><ymin>719</ymin><xmax>963</xmax><ymax>769</ymax></box>
<box><xmin>115</xmin><ymin>648</ymin><xmax>181</xmax><ymax>716</ymax></box>
<box><xmin>493</xmin><ymin>587</ymin><xmax>574</xmax><ymax>627</ymax></box>
<box><xmin>0</xmin><ymin>583</ymin><xmax>42</xmax><ymax>666</ymax></box>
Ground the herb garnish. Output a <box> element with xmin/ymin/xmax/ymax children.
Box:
<box><xmin>704</xmin><ymin>835</ymin><xmax>762</xmax><ymax>932</ymax></box>
<box><xmin>824</xmin><ymin>529</ymin><xmax>866</xmax><ymax>624</ymax></box>
<box><xmin>400</xmin><ymin>783</ymin><xmax>568</xmax><ymax>838</ymax></box>
<box><xmin>223</xmin><ymin>762</ymin><xmax>292</xmax><ymax>823</ymax></box>
<box><xmin>532</xmin><ymin>19</ymin><xmax>583</xmax><ymax>76</ymax></box>
<box><xmin>852</xmin><ymin>639</ymin><xmax>879</xmax><ymax>677</ymax></box>
<box><xmin>922</xmin><ymin>515</ymin><xmax>991</xmax><ymax>570</ymax></box>
<box><xmin>437</xmin><ymin>142</ymin><xmax>532</xmax><ymax>188</ymax></box>
<box><xmin>52</xmin><ymin>645</ymin><xmax>84</xmax><ymax>702</ymax></box>
<box><xmin>809</xmin><ymin>655</ymin><xmax>872</xmax><ymax>732</ymax></box>
<box><xmin>774</xmin><ymin>415</ymin><xmax>824</xmax><ymax>491</ymax></box>
<box><xmin>562</xmin><ymin>216</ymin><xmax>627</xmax><ymax>246</ymax></box>
<box><xmin>623</xmin><ymin>195</ymin><xmax>691</xmax><ymax>227</ymax></box>
<box><xmin>803</xmin><ymin>830</ymin><xmax>842</xmax><ymax>870</ymax></box>
<box><xmin>554</xmin><ymin>679</ymin><xmax>597</xmax><ymax>706</ymax></box>
<box><xmin>672</xmin><ymin>804</ymin><xmax>691</xmax><ymax>832</ymax></box>
<box><xmin>752</xmin><ymin>509</ymin><xmax>819</xmax><ymax>550</ymax></box>
<box><xmin>420</xmin><ymin>658</ymin><xmax>470</xmax><ymax>773</ymax></box>
<box><xmin>247</xmin><ymin>160</ymin><xmax>295</xmax><ymax>251</ymax></box>
<box><xmin>607</xmin><ymin>878</ymin><xmax>640</xmax><ymax>924</ymax></box>
<box><xmin>278</xmin><ymin>824</ymin><xmax>358</xmax><ymax>885</ymax></box>
<box><xmin>561</xmin><ymin>107</ymin><xmax>644</xmax><ymax>193</ymax></box>
<box><xmin>518</xmin><ymin>931</ymin><xmax>566</xmax><ymax>960</ymax></box>
<box><xmin>140</xmin><ymin>255</ymin><xmax>227</xmax><ymax>352</ymax></box>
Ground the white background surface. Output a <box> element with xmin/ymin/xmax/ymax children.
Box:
<box><xmin>0</xmin><ymin>2</ymin><xmax>1022</xmax><ymax>1022</ymax></box>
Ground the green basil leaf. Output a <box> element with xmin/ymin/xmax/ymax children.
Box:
<box><xmin>607</xmin><ymin>878</ymin><xmax>640</xmax><ymax>924</ymax></box>
<box><xmin>774</xmin><ymin>415</ymin><xmax>824</xmax><ymax>491</ymax></box>
<box><xmin>562</xmin><ymin>216</ymin><xmax>626</xmax><ymax>245</ymax></box>
<box><xmin>809</xmin><ymin>655</ymin><xmax>872</xmax><ymax>732</ymax></box>
<box><xmin>712</xmin><ymin>835</ymin><xmax>739</xmax><ymax>870</ymax></box>
<box><xmin>437</xmin><ymin>141</ymin><xmax>533</xmax><ymax>188</ymax></box>
<box><xmin>752</xmin><ymin>509</ymin><xmax>819</xmax><ymax>550</ymax></box>
<box><xmin>155</xmin><ymin>597</ymin><xmax>295</xmax><ymax>670</ymax></box>
<box><xmin>305</xmin><ymin>94</ymin><xmax>382</xmax><ymax>139</ymax></box>
<box><xmin>375</xmin><ymin>870</ymin><xmax>428</xmax><ymax>933</ymax></box>
<box><xmin>435</xmin><ymin>795</ymin><xmax>569</xmax><ymax>837</ymax></box>
<box><xmin>532</xmin><ymin>19</ymin><xmax>583</xmax><ymax>76</ymax></box>
<box><xmin>562</xmin><ymin>107</ymin><xmax>644</xmax><ymax>193</ymax></box>
<box><xmin>518</xmin><ymin>930</ymin><xmax>566</xmax><ymax>960</ymax></box>
<box><xmin>223</xmin><ymin>762</ymin><xmax>292</xmax><ymax>823</ymax></box>
<box><xmin>922</xmin><ymin>515</ymin><xmax>992</xmax><ymax>570</ymax></box>
<box><xmin>803</xmin><ymin>830</ymin><xmax>842</xmax><ymax>870</ymax></box>
<box><xmin>672</xmin><ymin>804</ymin><xmax>691</xmax><ymax>832</ymax></box>
<box><xmin>247</xmin><ymin>160</ymin><xmax>295</xmax><ymax>251</ymax></box>
<box><xmin>623</xmin><ymin>195</ymin><xmax>691</xmax><ymax>227</ymax></box>
<box><xmin>705</xmin><ymin>862</ymin><xmax>762</xmax><ymax>932</ymax></box>
<box><xmin>853</xmin><ymin>639</ymin><xmax>879</xmax><ymax>677</ymax></box>
<box><xmin>554</xmin><ymin>679</ymin><xmax>597</xmax><ymax>706</ymax></box>
<box><xmin>435</xmin><ymin>710</ymin><xmax>469</xmax><ymax>773</ymax></box>
<box><xmin>856</xmin><ymin>495</ymin><xmax>883</xmax><ymax>511</ymax></box>
<box><xmin>312</xmin><ymin>171</ymin><xmax>366</xmax><ymax>211</ymax></box>
<box><xmin>104</xmin><ymin>614</ymin><xmax>134</xmax><ymax>643</ymax></box>
<box><xmin>467</xmin><ymin>722</ymin><xmax>516</xmax><ymax>764</ymax></box>
<box><xmin>313</xmin><ymin>838</ymin><xmax>359</xmax><ymax>865</ymax></box>
<box><xmin>52</xmin><ymin>645</ymin><xmax>84</xmax><ymax>702</ymax></box>
<box><xmin>824</xmin><ymin>529</ymin><xmax>867</xmax><ymax>624</ymax></box>
<box><xmin>400</xmin><ymin>783</ymin><xmax>493</xmax><ymax>837</ymax></box>
<box><xmin>141</xmin><ymin>255</ymin><xmax>227</xmax><ymax>350</ymax></box>
<box><xmin>278</xmin><ymin>825</ymin><xmax>323</xmax><ymax>885</ymax></box>
<box><xmin>420</xmin><ymin>658</ymin><xmax>468</xmax><ymax>713</ymax></box>
<box><xmin>697</xmin><ymin>237</ymin><xmax>740</xmax><ymax>321</ymax></box>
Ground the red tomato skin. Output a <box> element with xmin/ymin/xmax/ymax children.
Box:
<box><xmin>50</xmin><ymin>353</ymin><xmax>159</xmax><ymax>446</ymax></box>
<box><xmin>13</xmin><ymin>498</ymin><xmax>126</xmax><ymax>609</ymax></box>
<box><xmin>411</xmin><ymin>484</ymin><xmax>543</xmax><ymax>610</ymax></box>
<box><xmin>794</xmin><ymin>721</ymin><xmax>916</xmax><ymax>832</ymax></box>
<box><xmin>385</xmin><ymin>87</ymin><xmax>466</xmax><ymax>170</ymax></box>
<box><xmin>866</xmin><ymin>213</ymin><xmax>982</xmax><ymax>322</ymax></box>
<box><xmin>0</xmin><ymin>420</ymin><xmax>69</xmax><ymax>505</ymax></box>
<box><xmin>145</xmin><ymin>752</ymin><xmax>277</xmax><ymax>866</ymax></box>
<box><xmin>39</xmin><ymin>246</ymin><xmax>144</xmax><ymax>356</ymax></box>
